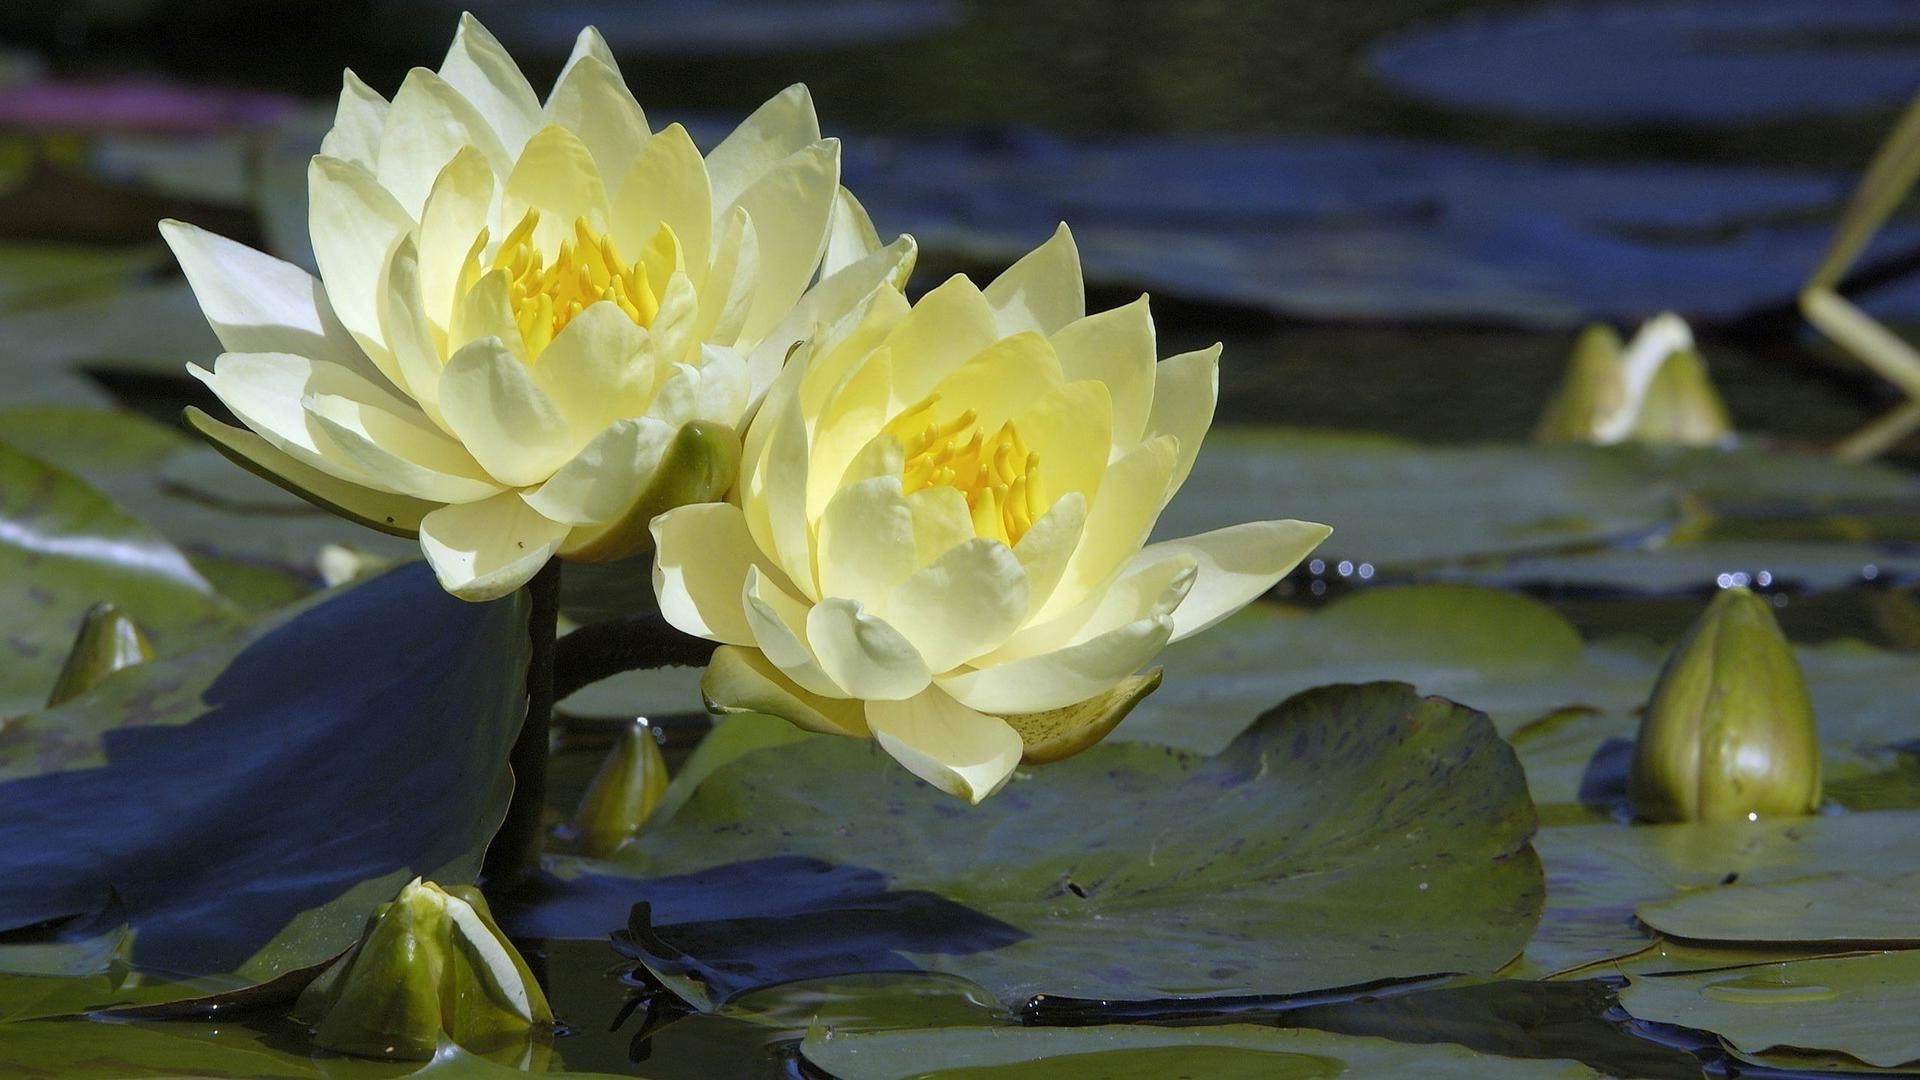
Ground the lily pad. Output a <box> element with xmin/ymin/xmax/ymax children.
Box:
<box><xmin>579</xmin><ymin>683</ymin><xmax>1543</xmax><ymax>1008</ymax></box>
<box><xmin>0</xmin><ymin>563</ymin><xmax>526</xmax><ymax>999</ymax></box>
<box><xmin>800</xmin><ymin>1023</ymin><xmax>1603</xmax><ymax>1079</ymax></box>
<box><xmin>1637</xmin><ymin>871</ymin><xmax>1920</xmax><ymax>945</ymax></box>
<box><xmin>1621</xmin><ymin>951</ymin><xmax>1920</xmax><ymax>1069</ymax></box>
<box><xmin>0</xmin><ymin>440</ymin><xmax>235</xmax><ymax>717</ymax></box>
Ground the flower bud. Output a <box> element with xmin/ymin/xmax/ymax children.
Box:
<box><xmin>571</xmin><ymin>718</ymin><xmax>670</xmax><ymax>856</ymax></box>
<box><xmin>1629</xmin><ymin>345</ymin><xmax>1732</xmax><ymax>447</ymax></box>
<box><xmin>46</xmin><ymin>603</ymin><xmax>153</xmax><ymax>707</ymax></box>
<box><xmin>1535</xmin><ymin>315</ymin><xmax>1731</xmax><ymax>447</ymax></box>
<box><xmin>292</xmin><ymin>878</ymin><xmax>552</xmax><ymax>1059</ymax></box>
<box><xmin>1534</xmin><ymin>324</ymin><xmax>1629</xmax><ymax>445</ymax></box>
<box><xmin>1628</xmin><ymin>587</ymin><xmax>1821</xmax><ymax>823</ymax></box>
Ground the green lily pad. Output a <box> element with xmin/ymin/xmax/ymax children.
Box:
<box><xmin>1621</xmin><ymin>950</ymin><xmax>1920</xmax><ymax>1069</ymax></box>
<box><xmin>0</xmin><ymin>440</ymin><xmax>236</xmax><ymax>717</ymax></box>
<box><xmin>579</xmin><ymin>683</ymin><xmax>1543</xmax><ymax>1008</ymax></box>
<box><xmin>0</xmin><ymin>406</ymin><xmax>415</xmax><ymax>586</ymax></box>
<box><xmin>1637</xmin><ymin>870</ymin><xmax>1920</xmax><ymax>945</ymax></box>
<box><xmin>0</xmin><ymin>563</ymin><xmax>526</xmax><ymax>1004</ymax></box>
<box><xmin>1523</xmin><ymin>811</ymin><xmax>1920</xmax><ymax>977</ymax></box>
<box><xmin>799</xmin><ymin>1023</ymin><xmax>1604</xmax><ymax>1079</ymax></box>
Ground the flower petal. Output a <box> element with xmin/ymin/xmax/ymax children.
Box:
<box><xmin>866</xmin><ymin>688</ymin><xmax>1023</xmax><ymax>804</ymax></box>
<box><xmin>193</xmin><ymin>350</ymin><xmax>412</xmax><ymax>475</ymax></box>
<box><xmin>927</xmin><ymin>331</ymin><xmax>1064</xmax><ymax>430</ymax></box>
<box><xmin>705</xmin><ymin>84</ymin><xmax>820</xmax><ymax>216</ymax></box>
<box><xmin>1014</xmin><ymin>379</ymin><xmax>1111</xmax><ymax>505</ymax></box>
<box><xmin>418</xmin><ymin>491</ymin><xmax>570</xmax><ymax>601</ymax></box>
<box><xmin>744</xmin><ymin>231</ymin><xmax>913</xmax><ymax>390</ymax></box>
<box><xmin>821</xmin><ymin>186</ymin><xmax>883</xmax><ymax>279</ymax></box>
<box><xmin>184</xmin><ymin>406</ymin><xmax>435</xmax><ymax>538</ymax></box>
<box><xmin>885</xmin><ymin>538</ymin><xmax>1029</xmax><ymax>673</ymax></box>
<box><xmin>743</xmin><ymin>565</ymin><xmax>843</xmax><ymax>697</ymax></box>
<box><xmin>696</xmin><ymin>205</ymin><xmax>758</xmax><ymax>349</ymax></box>
<box><xmin>375</xmin><ymin>67</ymin><xmax>511</xmax><ymax>220</ymax></box>
<box><xmin>1001</xmin><ymin>668</ymin><xmax>1161</xmax><ymax>765</ymax></box>
<box><xmin>437</xmin><ymin>336</ymin><xmax>574</xmax><ymax>487</ymax></box>
<box><xmin>816</xmin><ymin>476</ymin><xmax>916</xmax><ymax>607</ymax></box>
<box><xmin>728</xmin><ymin>139</ymin><xmax>840</xmax><ymax>348</ymax></box>
<box><xmin>701</xmin><ymin>645</ymin><xmax>869</xmax><ymax>738</ymax></box>
<box><xmin>319</xmin><ymin>70</ymin><xmax>388</xmax><ymax>169</ymax></box>
<box><xmin>1141</xmin><ymin>520</ymin><xmax>1332</xmax><ymax>642</ymax></box>
<box><xmin>983</xmin><ymin>223</ymin><xmax>1083</xmax><ymax>337</ymax></box>
<box><xmin>378</xmin><ymin>238</ymin><xmax>450</xmax><ymax>429</ymax></box>
<box><xmin>416</xmin><ymin>146</ymin><xmax>494</xmax><ymax>335</ymax></box>
<box><xmin>438</xmin><ymin>13</ymin><xmax>542</xmax><ymax>155</ymax></box>
<box><xmin>1052</xmin><ymin>294</ymin><xmax>1156</xmax><ymax>448</ymax></box>
<box><xmin>907</xmin><ymin>484</ymin><xmax>974</xmax><ymax>568</ymax></box>
<box><xmin>302</xmin><ymin>392</ymin><xmax>501</xmax><ymax>504</ymax></box>
<box><xmin>1039</xmin><ymin>435</ymin><xmax>1177</xmax><ymax>621</ymax></box>
<box><xmin>1145</xmin><ymin>344</ymin><xmax>1220</xmax><ymax>496</ymax></box>
<box><xmin>502</xmin><ymin>125</ymin><xmax>610</xmax><ymax>253</ymax></box>
<box><xmin>806</xmin><ymin>344</ymin><xmax>893</xmax><ymax>522</ymax></box>
<box><xmin>937</xmin><ymin>613</ymin><xmax>1172</xmax><ymax>715</ymax></box>
<box><xmin>451</xmin><ymin>268</ymin><xmax>523</xmax><ymax>359</ymax></box>
<box><xmin>612</xmin><ymin>124</ymin><xmax>711</xmax><ymax>284</ymax></box>
<box><xmin>530</xmin><ymin>301</ymin><xmax>654</xmax><ymax>440</ymax></box>
<box><xmin>308</xmin><ymin>155</ymin><xmax>414</xmax><ymax>378</ymax></box>
<box><xmin>806</xmin><ymin>600</ymin><xmax>931</xmax><ymax>701</ymax></box>
<box><xmin>651</xmin><ymin>502</ymin><xmax>773</xmax><ymax>646</ymax></box>
<box><xmin>160</xmin><ymin>219</ymin><xmax>374</xmax><ymax>382</ymax></box>
<box><xmin>520</xmin><ymin>416</ymin><xmax>673</xmax><ymax>526</ymax></box>
<box><xmin>1009</xmin><ymin>490</ymin><xmax>1085</xmax><ymax>617</ymax></box>
<box><xmin>880</xmin><ymin>274</ymin><xmax>999</xmax><ymax>409</ymax></box>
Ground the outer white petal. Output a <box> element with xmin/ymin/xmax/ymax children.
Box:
<box><xmin>302</xmin><ymin>392</ymin><xmax>501</xmax><ymax>504</ymax></box>
<box><xmin>986</xmin><ymin>552</ymin><xmax>1193</xmax><ymax>665</ymax></box>
<box><xmin>1008</xmin><ymin>491</ymin><xmax>1086</xmax><ymax>617</ymax></box>
<box><xmin>544</xmin><ymin>53</ymin><xmax>650</xmax><ymax>199</ymax></box>
<box><xmin>907</xmin><ymin>485</ymin><xmax>974</xmax><ymax>568</ymax></box>
<box><xmin>185</xmin><ymin>407</ymin><xmax>436</xmax><ymax>537</ymax></box>
<box><xmin>937</xmin><ymin>614</ymin><xmax>1173</xmax><ymax>715</ymax></box>
<box><xmin>696</xmin><ymin>206</ymin><xmax>758</xmax><ymax>349</ymax></box>
<box><xmin>192</xmin><ymin>350</ymin><xmax>412</xmax><ymax>476</ymax></box>
<box><xmin>866</xmin><ymin>689</ymin><xmax>1023</xmax><ymax>804</ymax></box>
<box><xmin>418</xmin><ymin>492</ymin><xmax>570</xmax><ymax>601</ymax></box>
<box><xmin>1140</xmin><ymin>520</ymin><xmax>1332</xmax><ymax>642</ymax></box>
<box><xmin>436</xmin><ymin>336</ymin><xmax>574</xmax><ymax>487</ymax></box>
<box><xmin>821</xmin><ymin>186</ymin><xmax>883</xmax><ymax>278</ymax></box>
<box><xmin>160</xmin><ymin>220</ymin><xmax>375</xmax><ymax>382</ymax></box>
<box><xmin>378</xmin><ymin>239</ymin><xmax>450</xmax><ymax>429</ymax></box>
<box><xmin>375</xmin><ymin>68</ymin><xmax>510</xmax><ymax>220</ymax></box>
<box><xmin>1145</xmin><ymin>344</ymin><xmax>1221</xmax><ymax>496</ymax></box>
<box><xmin>651</xmin><ymin>502</ymin><xmax>771</xmax><ymax>646</ymax></box>
<box><xmin>308</xmin><ymin>156</ymin><xmax>413</xmax><ymax>379</ymax></box>
<box><xmin>439</xmin><ymin>14</ymin><xmax>542</xmax><ymax>154</ymax></box>
<box><xmin>743</xmin><ymin>565</ymin><xmax>842</xmax><ymax>697</ymax></box>
<box><xmin>1039</xmin><ymin>435</ymin><xmax>1177</xmax><ymax>621</ymax></box>
<box><xmin>520</xmin><ymin>416</ymin><xmax>673</xmax><ymax>526</ymax></box>
<box><xmin>885</xmin><ymin>538</ymin><xmax>1029</xmax><ymax>673</ymax></box>
<box><xmin>816</xmin><ymin>476</ymin><xmax>916</xmax><ymax>607</ymax></box>
<box><xmin>743</xmin><ymin>233</ymin><xmax>913</xmax><ymax>391</ymax></box>
<box><xmin>319</xmin><ymin>70</ymin><xmax>388</xmax><ymax>169</ymax></box>
<box><xmin>728</xmin><ymin>139</ymin><xmax>841</xmax><ymax>348</ymax></box>
<box><xmin>983</xmin><ymin>222</ymin><xmax>1083</xmax><ymax>338</ymax></box>
<box><xmin>806</xmin><ymin>600</ymin><xmax>932</xmax><ymax>701</ymax></box>
<box><xmin>705</xmin><ymin>84</ymin><xmax>820</xmax><ymax>216</ymax></box>
<box><xmin>1052</xmin><ymin>295</ymin><xmax>1157</xmax><ymax>448</ymax></box>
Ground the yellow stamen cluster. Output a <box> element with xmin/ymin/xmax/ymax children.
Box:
<box><xmin>887</xmin><ymin>395</ymin><xmax>1045</xmax><ymax>546</ymax></box>
<box><xmin>474</xmin><ymin>210</ymin><xmax>659</xmax><ymax>358</ymax></box>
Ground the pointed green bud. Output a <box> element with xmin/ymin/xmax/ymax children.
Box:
<box><xmin>1628</xmin><ymin>587</ymin><xmax>1821</xmax><ymax>823</ymax></box>
<box><xmin>46</xmin><ymin>603</ymin><xmax>153</xmax><ymax>707</ymax></box>
<box><xmin>572</xmin><ymin>718</ymin><xmax>670</xmax><ymax>856</ymax></box>
<box><xmin>1534</xmin><ymin>324</ymin><xmax>1629</xmax><ymax>445</ymax></box>
<box><xmin>1630</xmin><ymin>346</ymin><xmax>1733</xmax><ymax>447</ymax></box>
<box><xmin>292</xmin><ymin>878</ymin><xmax>553</xmax><ymax>1060</ymax></box>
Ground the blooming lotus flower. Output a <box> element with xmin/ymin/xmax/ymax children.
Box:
<box><xmin>164</xmin><ymin>15</ymin><xmax>913</xmax><ymax>599</ymax></box>
<box><xmin>651</xmin><ymin>227</ymin><xmax>1331</xmax><ymax>801</ymax></box>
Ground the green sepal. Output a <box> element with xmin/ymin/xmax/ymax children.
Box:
<box><xmin>561</xmin><ymin>420</ymin><xmax>742</xmax><ymax>563</ymax></box>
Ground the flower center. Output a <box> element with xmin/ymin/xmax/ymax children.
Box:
<box><xmin>887</xmin><ymin>395</ymin><xmax>1045</xmax><ymax>546</ymax></box>
<box><xmin>483</xmin><ymin>210</ymin><xmax>659</xmax><ymax>358</ymax></box>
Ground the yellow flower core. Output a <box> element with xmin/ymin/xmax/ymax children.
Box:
<box><xmin>469</xmin><ymin>209</ymin><xmax>660</xmax><ymax>358</ymax></box>
<box><xmin>886</xmin><ymin>394</ymin><xmax>1045</xmax><ymax>546</ymax></box>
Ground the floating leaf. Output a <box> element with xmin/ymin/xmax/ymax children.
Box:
<box><xmin>800</xmin><ymin>1023</ymin><xmax>1603</xmax><ymax>1079</ymax></box>
<box><xmin>0</xmin><ymin>563</ymin><xmax>526</xmax><ymax>1005</ymax></box>
<box><xmin>1637</xmin><ymin>870</ymin><xmax>1920</xmax><ymax>945</ymax></box>
<box><xmin>560</xmin><ymin>683</ymin><xmax>1542</xmax><ymax>1008</ymax></box>
<box><xmin>1621</xmin><ymin>951</ymin><xmax>1920</xmax><ymax>1069</ymax></box>
<box><xmin>0</xmin><ymin>440</ymin><xmax>234</xmax><ymax>717</ymax></box>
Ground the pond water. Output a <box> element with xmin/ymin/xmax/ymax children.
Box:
<box><xmin>3</xmin><ymin>0</ymin><xmax>1920</xmax><ymax>1077</ymax></box>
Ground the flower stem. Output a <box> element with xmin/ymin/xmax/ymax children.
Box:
<box><xmin>550</xmin><ymin>612</ymin><xmax>718</xmax><ymax>701</ymax></box>
<box><xmin>484</xmin><ymin>559</ymin><xmax>562</xmax><ymax>890</ymax></box>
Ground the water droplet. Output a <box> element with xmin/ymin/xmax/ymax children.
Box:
<box><xmin>1336</xmin><ymin>560</ymin><xmax>1354</xmax><ymax>577</ymax></box>
<box><xmin>1308</xmin><ymin>559</ymin><xmax>1326</xmax><ymax>576</ymax></box>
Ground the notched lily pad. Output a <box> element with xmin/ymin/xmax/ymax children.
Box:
<box><xmin>584</xmin><ymin>682</ymin><xmax>1543</xmax><ymax>1009</ymax></box>
<box><xmin>1621</xmin><ymin>951</ymin><xmax>1920</xmax><ymax>1069</ymax></box>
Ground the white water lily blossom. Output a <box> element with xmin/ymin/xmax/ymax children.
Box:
<box><xmin>164</xmin><ymin>15</ymin><xmax>913</xmax><ymax>600</ymax></box>
<box><xmin>651</xmin><ymin>227</ymin><xmax>1331</xmax><ymax>802</ymax></box>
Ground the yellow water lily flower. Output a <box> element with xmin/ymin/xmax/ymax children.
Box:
<box><xmin>651</xmin><ymin>227</ymin><xmax>1330</xmax><ymax>802</ymax></box>
<box><xmin>164</xmin><ymin>15</ymin><xmax>913</xmax><ymax>600</ymax></box>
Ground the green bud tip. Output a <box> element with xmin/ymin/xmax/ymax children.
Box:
<box><xmin>292</xmin><ymin>878</ymin><xmax>553</xmax><ymax>1060</ymax></box>
<box><xmin>572</xmin><ymin>717</ymin><xmax>670</xmax><ymax>857</ymax></box>
<box><xmin>46</xmin><ymin>603</ymin><xmax>153</xmax><ymax>707</ymax></box>
<box><xmin>1628</xmin><ymin>586</ymin><xmax>1822</xmax><ymax>823</ymax></box>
